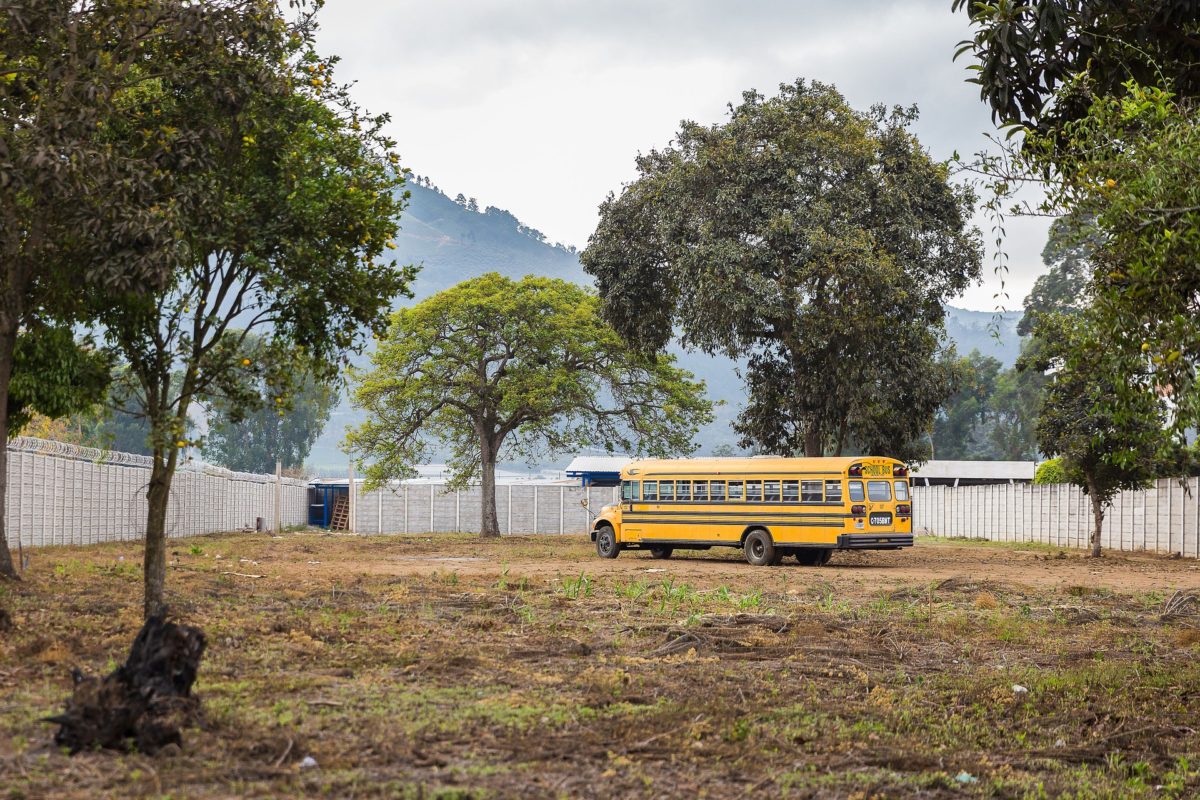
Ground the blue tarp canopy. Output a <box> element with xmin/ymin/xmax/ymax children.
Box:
<box><xmin>564</xmin><ymin>455</ymin><xmax>630</xmax><ymax>487</ymax></box>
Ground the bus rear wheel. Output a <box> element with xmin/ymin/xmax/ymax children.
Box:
<box><xmin>743</xmin><ymin>529</ymin><xmax>776</xmax><ymax>567</ymax></box>
<box><xmin>795</xmin><ymin>548</ymin><xmax>833</xmax><ymax>566</ymax></box>
<box><xmin>595</xmin><ymin>526</ymin><xmax>621</xmax><ymax>559</ymax></box>
<box><xmin>649</xmin><ymin>546</ymin><xmax>673</xmax><ymax>559</ymax></box>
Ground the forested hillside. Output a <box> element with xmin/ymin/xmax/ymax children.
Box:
<box><xmin>308</xmin><ymin>180</ymin><xmax>1025</xmax><ymax>470</ymax></box>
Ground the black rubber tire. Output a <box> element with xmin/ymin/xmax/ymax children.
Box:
<box><xmin>649</xmin><ymin>546</ymin><xmax>673</xmax><ymax>560</ymax></box>
<box><xmin>743</xmin><ymin>529</ymin><xmax>775</xmax><ymax>566</ymax></box>
<box><xmin>595</xmin><ymin>526</ymin><xmax>621</xmax><ymax>559</ymax></box>
<box><xmin>795</xmin><ymin>548</ymin><xmax>833</xmax><ymax>566</ymax></box>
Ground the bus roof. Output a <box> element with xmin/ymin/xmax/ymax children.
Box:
<box><xmin>622</xmin><ymin>456</ymin><xmax>901</xmax><ymax>478</ymax></box>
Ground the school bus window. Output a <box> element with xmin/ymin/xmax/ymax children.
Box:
<box><xmin>848</xmin><ymin>480</ymin><xmax>865</xmax><ymax>502</ymax></box>
<box><xmin>746</xmin><ymin>480</ymin><xmax>763</xmax><ymax>502</ymax></box>
<box><xmin>782</xmin><ymin>480</ymin><xmax>799</xmax><ymax>502</ymax></box>
<box><xmin>677</xmin><ymin>480</ymin><xmax>692</xmax><ymax>501</ymax></box>
<box><xmin>711</xmin><ymin>480</ymin><xmax>727</xmax><ymax>501</ymax></box>
<box><xmin>643</xmin><ymin>480</ymin><xmax>658</xmax><ymax>501</ymax></box>
<box><xmin>867</xmin><ymin>480</ymin><xmax>891</xmax><ymax>501</ymax></box>
<box><xmin>660</xmin><ymin>480</ymin><xmax>675</xmax><ymax>501</ymax></box>
<box><xmin>725</xmin><ymin>480</ymin><xmax>740</xmax><ymax>501</ymax></box>
<box><xmin>764</xmin><ymin>480</ymin><xmax>781</xmax><ymax>502</ymax></box>
<box><xmin>621</xmin><ymin>481</ymin><xmax>638</xmax><ymax>501</ymax></box>
<box><xmin>693</xmin><ymin>480</ymin><xmax>709</xmax><ymax>502</ymax></box>
<box><xmin>825</xmin><ymin>480</ymin><xmax>843</xmax><ymax>502</ymax></box>
<box><xmin>800</xmin><ymin>480</ymin><xmax>822</xmax><ymax>502</ymax></box>
<box><xmin>894</xmin><ymin>480</ymin><xmax>910</xmax><ymax>502</ymax></box>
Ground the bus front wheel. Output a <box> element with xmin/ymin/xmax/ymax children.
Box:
<box><xmin>743</xmin><ymin>529</ymin><xmax>776</xmax><ymax>567</ymax></box>
<box><xmin>649</xmin><ymin>546</ymin><xmax>673</xmax><ymax>559</ymax></box>
<box><xmin>595</xmin><ymin>526</ymin><xmax>621</xmax><ymax>559</ymax></box>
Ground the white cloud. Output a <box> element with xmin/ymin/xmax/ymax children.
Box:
<box><xmin>316</xmin><ymin>0</ymin><xmax>1052</xmax><ymax>311</ymax></box>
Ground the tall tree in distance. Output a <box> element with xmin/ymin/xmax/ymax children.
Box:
<box><xmin>582</xmin><ymin>80</ymin><xmax>982</xmax><ymax>459</ymax></box>
<box><xmin>98</xmin><ymin>14</ymin><xmax>414</xmax><ymax>618</ymax></box>
<box><xmin>347</xmin><ymin>273</ymin><xmax>712</xmax><ymax>538</ymax></box>
<box><xmin>203</xmin><ymin>340</ymin><xmax>337</xmax><ymax>475</ymax></box>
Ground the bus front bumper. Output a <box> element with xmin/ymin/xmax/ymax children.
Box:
<box><xmin>837</xmin><ymin>533</ymin><xmax>913</xmax><ymax>550</ymax></box>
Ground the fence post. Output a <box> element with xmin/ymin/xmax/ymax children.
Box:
<box><xmin>533</xmin><ymin>486</ymin><xmax>539</xmax><ymax>534</ymax></box>
<box><xmin>274</xmin><ymin>460</ymin><xmax>282</xmax><ymax>533</ymax></box>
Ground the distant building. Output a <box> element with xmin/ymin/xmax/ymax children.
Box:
<box><xmin>564</xmin><ymin>455</ymin><xmax>631</xmax><ymax>487</ymax></box>
<box><xmin>910</xmin><ymin>460</ymin><xmax>1036</xmax><ymax>487</ymax></box>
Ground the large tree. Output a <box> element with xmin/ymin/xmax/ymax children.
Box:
<box><xmin>0</xmin><ymin>0</ymin><xmax>288</xmax><ymax>578</ymax></box>
<box><xmin>582</xmin><ymin>80</ymin><xmax>982</xmax><ymax>458</ymax></box>
<box><xmin>346</xmin><ymin>273</ymin><xmax>712</xmax><ymax>538</ymax></box>
<box><xmin>99</xmin><ymin>22</ymin><xmax>413</xmax><ymax>618</ymax></box>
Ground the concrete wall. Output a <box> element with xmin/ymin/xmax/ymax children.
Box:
<box><xmin>350</xmin><ymin>482</ymin><xmax>620</xmax><ymax>535</ymax></box>
<box><xmin>912</xmin><ymin>478</ymin><xmax>1200</xmax><ymax>557</ymax></box>
<box><xmin>3</xmin><ymin>437</ymin><xmax>308</xmax><ymax>549</ymax></box>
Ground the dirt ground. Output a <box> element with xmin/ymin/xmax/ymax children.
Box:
<box><xmin>2</xmin><ymin>532</ymin><xmax>1199</xmax><ymax>799</ymax></box>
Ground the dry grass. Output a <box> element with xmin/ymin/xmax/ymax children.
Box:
<box><xmin>1</xmin><ymin>532</ymin><xmax>1199</xmax><ymax>799</ymax></box>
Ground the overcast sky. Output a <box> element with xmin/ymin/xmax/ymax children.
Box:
<box><xmin>316</xmin><ymin>0</ymin><xmax>1052</xmax><ymax>311</ymax></box>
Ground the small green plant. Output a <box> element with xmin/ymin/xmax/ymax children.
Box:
<box><xmin>737</xmin><ymin>589</ymin><xmax>763</xmax><ymax>610</ymax></box>
<box><xmin>190</xmin><ymin>545</ymin><xmax>205</xmax><ymax>556</ymax></box>
<box><xmin>559</xmin><ymin>572</ymin><xmax>593</xmax><ymax>600</ymax></box>
<box><xmin>615</xmin><ymin>578</ymin><xmax>650</xmax><ymax>601</ymax></box>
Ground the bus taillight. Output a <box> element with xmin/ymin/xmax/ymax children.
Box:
<box><xmin>851</xmin><ymin>504</ymin><xmax>866</xmax><ymax>516</ymax></box>
<box><xmin>848</xmin><ymin>464</ymin><xmax>863</xmax><ymax>477</ymax></box>
<box><xmin>896</xmin><ymin>504</ymin><xmax>911</xmax><ymax>516</ymax></box>
<box><xmin>893</xmin><ymin>465</ymin><xmax>908</xmax><ymax>477</ymax></box>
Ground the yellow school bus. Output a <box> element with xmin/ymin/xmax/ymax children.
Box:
<box><xmin>590</xmin><ymin>456</ymin><xmax>912</xmax><ymax>566</ymax></box>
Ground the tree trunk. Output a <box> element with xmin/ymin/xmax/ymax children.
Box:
<box><xmin>803</xmin><ymin>426</ymin><xmax>823</xmax><ymax>458</ymax></box>
<box><xmin>143</xmin><ymin>451</ymin><xmax>178</xmax><ymax>619</ymax></box>
<box><xmin>479</xmin><ymin>435</ymin><xmax>500</xmax><ymax>538</ymax></box>
<box><xmin>0</xmin><ymin>316</ymin><xmax>19</xmax><ymax>580</ymax></box>
<box><xmin>1085</xmin><ymin>471</ymin><xmax>1104</xmax><ymax>558</ymax></box>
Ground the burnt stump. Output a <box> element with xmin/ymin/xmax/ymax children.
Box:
<box><xmin>47</xmin><ymin>615</ymin><xmax>207</xmax><ymax>754</ymax></box>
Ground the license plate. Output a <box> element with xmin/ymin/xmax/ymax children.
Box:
<box><xmin>869</xmin><ymin>513</ymin><xmax>892</xmax><ymax>526</ymax></box>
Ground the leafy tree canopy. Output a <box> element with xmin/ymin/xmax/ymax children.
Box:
<box><xmin>952</xmin><ymin>0</ymin><xmax>1200</xmax><ymax>133</ymax></box>
<box><xmin>582</xmin><ymin>79</ymin><xmax>982</xmax><ymax>459</ymax></box>
<box><xmin>0</xmin><ymin>0</ymin><xmax>289</xmax><ymax>579</ymax></box>
<box><xmin>8</xmin><ymin>325</ymin><xmax>111</xmax><ymax>438</ymax></box>
<box><xmin>93</xmin><ymin>4</ymin><xmax>413</xmax><ymax>616</ymax></box>
<box><xmin>347</xmin><ymin>273</ymin><xmax>713</xmax><ymax>537</ymax></box>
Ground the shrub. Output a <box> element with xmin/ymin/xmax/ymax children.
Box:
<box><xmin>1035</xmin><ymin>458</ymin><xmax>1067</xmax><ymax>484</ymax></box>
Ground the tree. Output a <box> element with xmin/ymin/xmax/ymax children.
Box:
<box><xmin>346</xmin><ymin>273</ymin><xmax>712</xmax><ymax>538</ymax></box>
<box><xmin>952</xmin><ymin>0</ymin><xmax>1200</xmax><ymax>133</ymax></box>
<box><xmin>1017</xmin><ymin>211</ymin><xmax>1097</xmax><ymax>336</ymax></box>
<box><xmin>988</xmin><ymin>355</ymin><xmax>1045</xmax><ymax>460</ymax></box>
<box><xmin>1030</xmin><ymin>313</ymin><xmax>1175</xmax><ymax>557</ymax></box>
<box><xmin>8</xmin><ymin>325</ymin><xmax>111</xmax><ymax>440</ymax></box>
<box><xmin>582</xmin><ymin>80</ymin><xmax>982</xmax><ymax>459</ymax></box>
<box><xmin>0</xmin><ymin>0</ymin><xmax>287</xmax><ymax>579</ymax></box>
<box><xmin>931</xmin><ymin>350</ymin><xmax>1001</xmax><ymax>460</ymax></box>
<box><xmin>99</xmin><ymin>22</ymin><xmax>413</xmax><ymax>618</ymax></box>
<box><xmin>203</xmin><ymin>346</ymin><xmax>337</xmax><ymax>474</ymax></box>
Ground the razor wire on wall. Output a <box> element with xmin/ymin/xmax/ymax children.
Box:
<box><xmin>3</xmin><ymin>437</ymin><xmax>309</xmax><ymax>548</ymax></box>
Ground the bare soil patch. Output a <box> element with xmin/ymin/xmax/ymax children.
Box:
<box><xmin>1</xmin><ymin>533</ymin><xmax>1198</xmax><ymax>798</ymax></box>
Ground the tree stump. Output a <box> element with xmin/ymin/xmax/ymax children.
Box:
<box><xmin>46</xmin><ymin>615</ymin><xmax>206</xmax><ymax>754</ymax></box>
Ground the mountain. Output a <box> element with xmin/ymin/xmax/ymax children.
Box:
<box><xmin>307</xmin><ymin>180</ymin><xmax>1025</xmax><ymax>471</ymax></box>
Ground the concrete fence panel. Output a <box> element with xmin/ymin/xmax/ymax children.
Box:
<box><xmin>913</xmin><ymin>478</ymin><xmax>1200</xmax><ymax>557</ymax></box>
<box><xmin>3</xmin><ymin>437</ymin><xmax>308</xmax><ymax>550</ymax></box>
